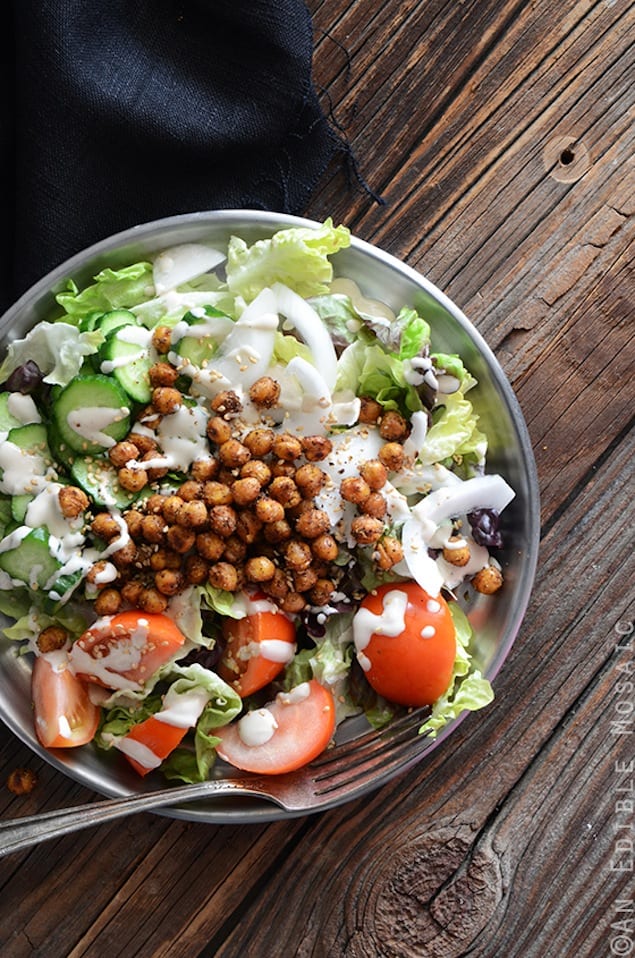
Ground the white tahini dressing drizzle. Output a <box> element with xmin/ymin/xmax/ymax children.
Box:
<box><xmin>68</xmin><ymin>616</ymin><xmax>151</xmax><ymax>691</ymax></box>
<box><xmin>259</xmin><ymin>639</ymin><xmax>296</xmax><ymax>664</ymax></box>
<box><xmin>238</xmin><ymin>708</ymin><xmax>278</xmax><ymax>747</ymax></box>
<box><xmin>0</xmin><ymin>442</ymin><xmax>51</xmax><ymax>495</ymax></box>
<box><xmin>66</xmin><ymin>406</ymin><xmax>130</xmax><ymax>449</ymax></box>
<box><xmin>352</xmin><ymin>589</ymin><xmax>409</xmax><ymax>672</ymax></box>
<box><xmin>7</xmin><ymin>393</ymin><xmax>41</xmax><ymax>424</ymax></box>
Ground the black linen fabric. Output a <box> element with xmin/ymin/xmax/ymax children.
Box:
<box><xmin>0</xmin><ymin>0</ymin><xmax>342</xmax><ymax>313</ymax></box>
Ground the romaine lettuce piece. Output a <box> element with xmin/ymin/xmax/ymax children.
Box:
<box><xmin>0</xmin><ymin>323</ymin><xmax>102</xmax><ymax>387</ymax></box>
<box><xmin>55</xmin><ymin>262</ymin><xmax>154</xmax><ymax>318</ymax></box>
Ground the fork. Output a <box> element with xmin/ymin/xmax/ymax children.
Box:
<box><xmin>0</xmin><ymin>707</ymin><xmax>431</xmax><ymax>857</ymax></box>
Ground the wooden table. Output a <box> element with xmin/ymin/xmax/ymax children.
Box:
<box><xmin>1</xmin><ymin>1</ymin><xmax>632</xmax><ymax>955</ymax></box>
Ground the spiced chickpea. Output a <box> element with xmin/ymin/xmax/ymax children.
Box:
<box><xmin>472</xmin><ymin>565</ymin><xmax>503</xmax><ymax>594</ymax></box>
<box><xmin>340</xmin><ymin>476</ymin><xmax>371</xmax><ymax>505</ymax></box>
<box><xmin>140</xmin><ymin>514</ymin><xmax>165</xmax><ymax>544</ymax></box>
<box><xmin>262</xmin><ymin>568</ymin><xmax>289</xmax><ymax>600</ymax></box>
<box><xmin>218</xmin><ymin>439</ymin><xmax>251</xmax><ymax>469</ymax></box>
<box><xmin>249</xmin><ymin>376</ymin><xmax>280</xmax><ymax>408</ymax></box>
<box><xmin>287</xmin><ymin>498</ymin><xmax>314</xmax><ymax>522</ymax></box>
<box><xmin>144</xmin><ymin>494</ymin><xmax>165</xmax><ymax>515</ymax></box>
<box><xmin>293</xmin><ymin>566</ymin><xmax>319</xmax><ymax>593</ymax></box>
<box><xmin>295</xmin><ymin>508</ymin><xmax>330</xmax><ymax>539</ymax></box>
<box><xmin>121</xmin><ymin>579</ymin><xmax>144</xmax><ymax>605</ymax></box>
<box><xmin>374</xmin><ymin>536</ymin><xmax>404</xmax><ymax>570</ymax></box>
<box><xmin>166</xmin><ymin>525</ymin><xmax>196</xmax><ymax>553</ymax></box>
<box><xmin>208</xmin><ymin>504</ymin><xmax>237</xmax><ymax>538</ymax></box>
<box><xmin>263</xmin><ymin>518</ymin><xmax>293</xmax><ymax>543</ymax></box>
<box><xmin>245</xmin><ymin>556</ymin><xmax>276</xmax><ymax>583</ymax></box>
<box><xmin>190</xmin><ymin>457</ymin><xmax>219</xmax><ymax>482</ymax></box>
<box><xmin>284</xmin><ymin>539</ymin><xmax>313</xmax><ymax>571</ymax></box>
<box><xmin>351</xmin><ymin>515</ymin><xmax>384</xmax><ymax>545</ymax></box>
<box><xmin>359</xmin><ymin>459</ymin><xmax>388</xmax><ymax>491</ymax></box>
<box><xmin>294</xmin><ymin>463</ymin><xmax>326</xmax><ymax>498</ymax></box>
<box><xmin>210</xmin><ymin>390</ymin><xmax>242</xmax><ymax>418</ymax></box>
<box><xmin>254</xmin><ymin>497</ymin><xmax>284</xmax><ymax>524</ymax></box>
<box><xmin>154</xmin><ymin>569</ymin><xmax>184</xmax><ymax>596</ymax></box>
<box><xmin>152</xmin><ymin>386</ymin><xmax>182</xmax><ymax>415</ymax></box>
<box><xmin>231</xmin><ymin>477</ymin><xmax>261</xmax><ymax>507</ymax></box>
<box><xmin>243</xmin><ymin>427</ymin><xmax>274</xmax><ymax>457</ymax></box>
<box><xmin>141</xmin><ymin>451</ymin><xmax>169</xmax><ymax>482</ymax></box>
<box><xmin>149</xmin><ymin>362</ymin><xmax>179</xmax><ymax>387</ymax></box>
<box><xmin>178</xmin><ymin>479</ymin><xmax>203</xmax><ymax>502</ymax></box>
<box><xmin>269</xmin><ymin>476</ymin><xmax>301</xmax><ymax>508</ymax></box>
<box><xmin>311</xmin><ymin>533</ymin><xmax>339</xmax><ymax>562</ymax></box>
<box><xmin>361</xmin><ymin>492</ymin><xmax>387</xmax><ymax>520</ymax></box>
<box><xmin>240</xmin><ymin>459</ymin><xmax>271</xmax><ymax>486</ymax></box>
<box><xmin>280</xmin><ymin>591</ymin><xmax>306</xmax><ymax>614</ymax></box>
<box><xmin>86</xmin><ymin>560</ymin><xmax>116</xmax><ymax>589</ymax></box>
<box><xmin>196</xmin><ymin>531</ymin><xmax>226</xmax><ymax>562</ymax></box>
<box><xmin>379</xmin><ymin>442</ymin><xmax>405</xmax><ymax>472</ymax></box>
<box><xmin>379</xmin><ymin>410</ymin><xmax>408</xmax><ymax>441</ymax></box>
<box><xmin>58</xmin><ymin>485</ymin><xmax>89</xmax><ymax>518</ymax></box>
<box><xmin>91</xmin><ymin>513</ymin><xmax>121</xmax><ymax>540</ymax></box>
<box><xmin>272</xmin><ymin>433</ymin><xmax>302</xmax><ymax>462</ymax></box>
<box><xmin>442</xmin><ymin>536</ymin><xmax>471</xmax><ymax>567</ymax></box>
<box><xmin>309</xmin><ymin>578</ymin><xmax>335</xmax><ymax>607</ymax></box>
<box><xmin>184</xmin><ymin>554</ymin><xmax>209</xmax><ymax>585</ymax></box>
<box><xmin>152</xmin><ymin>325</ymin><xmax>173</xmax><ymax>354</ymax></box>
<box><xmin>161</xmin><ymin>495</ymin><xmax>185</xmax><ymax>524</ymax></box>
<box><xmin>118</xmin><ymin>466</ymin><xmax>148</xmax><ymax>493</ymax></box>
<box><xmin>150</xmin><ymin>548</ymin><xmax>172</xmax><ymax>571</ymax></box>
<box><xmin>108</xmin><ymin>441</ymin><xmax>140</xmax><ymax>469</ymax></box>
<box><xmin>136</xmin><ymin>405</ymin><xmax>161</xmax><ymax>430</ymax></box>
<box><xmin>301</xmin><ymin>435</ymin><xmax>333</xmax><ymax>462</ymax></box>
<box><xmin>7</xmin><ymin>768</ymin><xmax>38</xmax><ymax>795</ymax></box>
<box><xmin>138</xmin><ymin>587</ymin><xmax>169</xmax><ymax>614</ymax></box>
<box><xmin>37</xmin><ymin>626</ymin><xmax>68</xmax><ymax>653</ymax></box>
<box><xmin>202</xmin><ymin>481</ymin><xmax>233</xmax><ymax>507</ymax></box>
<box><xmin>177</xmin><ymin>500</ymin><xmax>209</xmax><ymax>529</ymax></box>
<box><xmin>206</xmin><ymin>416</ymin><xmax>232</xmax><ymax>445</ymax></box>
<box><xmin>111</xmin><ymin>541</ymin><xmax>138</xmax><ymax>568</ymax></box>
<box><xmin>271</xmin><ymin>460</ymin><xmax>297</xmax><ymax>479</ymax></box>
<box><xmin>235</xmin><ymin>511</ymin><xmax>262</xmax><ymax>544</ymax></box>
<box><xmin>208</xmin><ymin>562</ymin><xmax>239</xmax><ymax>592</ymax></box>
<box><xmin>124</xmin><ymin>509</ymin><xmax>144</xmax><ymax>538</ymax></box>
<box><xmin>222</xmin><ymin>535</ymin><xmax>247</xmax><ymax>564</ymax></box>
<box><xmin>358</xmin><ymin>396</ymin><xmax>382</xmax><ymax>424</ymax></box>
<box><xmin>129</xmin><ymin>432</ymin><xmax>157</xmax><ymax>456</ymax></box>
<box><xmin>94</xmin><ymin>588</ymin><xmax>123</xmax><ymax>616</ymax></box>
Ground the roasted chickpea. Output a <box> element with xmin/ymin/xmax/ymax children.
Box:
<box><xmin>210</xmin><ymin>390</ymin><xmax>242</xmax><ymax>418</ymax></box>
<box><xmin>152</xmin><ymin>386</ymin><xmax>182</xmax><ymax>415</ymax></box>
<box><xmin>91</xmin><ymin>513</ymin><xmax>121</xmax><ymax>541</ymax></box>
<box><xmin>301</xmin><ymin>435</ymin><xmax>333</xmax><ymax>462</ymax></box>
<box><xmin>183</xmin><ymin>554</ymin><xmax>209</xmax><ymax>585</ymax></box>
<box><xmin>218</xmin><ymin>439</ymin><xmax>251</xmax><ymax>469</ymax></box>
<box><xmin>136</xmin><ymin>406</ymin><xmax>161</xmax><ymax>430</ymax></box>
<box><xmin>174</xmin><ymin>501</ymin><xmax>207</xmax><ymax>529</ymax></box>
<box><xmin>379</xmin><ymin>410</ymin><xmax>408</xmax><ymax>441</ymax></box>
<box><xmin>166</xmin><ymin>525</ymin><xmax>196</xmax><ymax>553</ymax></box>
<box><xmin>144</xmin><ymin>494</ymin><xmax>165</xmax><ymax>515</ymax></box>
<box><xmin>140</xmin><ymin>514</ymin><xmax>166</xmax><ymax>544</ymax></box>
<box><xmin>374</xmin><ymin>536</ymin><xmax>404</xmax><ymax>570</ymax></box>
<box><xmin>86</xmin><ymin>560</ymin><xmax>116</xmax><ymax>589</ymax></box>
<box><xmin>272</xmin><ymin>433</ymin><xmax>303</xmax><ymax>462</ymax></box>
<box><xmin>271</xmin><ymin>460</ymin><xmax>297</xmax><ymax>479</ymax></box>
<box><xmin>124</xmin><ymin>509</ymin><xmax>144</xmax><ymax>538</ymax></box>
<box><xmin>245</xmin><ymin>556</ymin><xmax>276</xmax><ymax>582</ymax></box>
<box><xmin>208</xmin><ymin>562</ymin><xmax>239</xmax><ymax>592</ymax></box>
<box><xmin>309</xmin><ymin>578</ymin><xmax>335</xmax><ymax>607</ymax></box>
<box><xmin>351</xmin><ymin>515</ymin><xmax>384</xmax><ymax>545</ymax></box>
<box><xmin>472</xmin><ymin>565</ymin><xmax>503</xmax><ymax>594</ymax></box>
<box><xmin>138</xmin><ymin>587</ymin><xmax>169</xmax><ymax>613</ymax></box>
<box><xmin>361</xmin><ymin>492</ymin><xmax>387</xmax><ymax>519</ymax></box>
<box><xmin>111</xmin><ymin>541</ymin><xmax>138</xmax><ymax>568</ymax></box>
<box><xmin>222</xmin><ymin>535</ymin><xmax>247</xmax><ymax>564</ymax></box>
<box><xmin>269</xmin><ymin>476</ymin><xmax>301</xmax><ymax>508</ymax></box>
<box><xmin>150</xmin><ymin>548</ymin><xmax>174</xmax><ymax>571</ymax></box>
<box><xmin>161</xmin><ymin>495</ymin><xmax>185</xmax><ymax>524</ymax></box>
<box><xmin>154</xmin><ymin>569</ymin><xmax>184</xmax><ymax>596</ymax></box>
<box><xmin>442</xmin><ymin>537</ymin><xmax>471</xmax><ymax>567</ymax></box>
<box><xmin>262</xmin><ymin>568</ymin><xmax>289</xmax><ymax>600</ymax></box>
<box><xmin>359</xmin><ymin>459</ymin><xmax>388</xmax><ymax>491</ymax></box>
<box><xmin>196</xmin><ymin>531</ymin><xmax>226</xmax><ymax>562</ymax></box>
<box><xmin>240</xmin><ymin>459</ymin><xmax>271</xmax><ymax>486</ymax></box>
<box><xmin>178</xmin><ymin>479</ymin><xmax>203</xmax><ymax>502</ymax></box>
<box><xmin>152</xmin><ymin>325</ymin><xmax>173</xmax><ymax>354</ymax></box>
<box><xmin>263</xmin><ymin>518</ymin><xmax>293</xmax><ymax>543</ymax></box>
<box><xmin>6</xmin><ymin>768</ymin><xmax>38</xmax><ymax>795</ymax></box>
<box><xmin>379</xmin><ymin>442</ymin><xmax>405</xmax><ymax>472</ymax></box>
<box><xmin>358</xmin><ymin>396</ymin><xmax>382</xmax><ymax>424</ymax></box>
<box><xmin>121</xmin><ymin>579</ymin><xmax>145</xmax><ymax>605</ymax></box>
<box><xmin>249</xmin><ymin>376</ymin><xmax>281</xmax><ymax>408</ymax></box>
<box><xmin>141</xmin><ymin>451</ymin><xmax>169</xmax><ymax>482</ymax></box>
<box><xmin>295</xmin><ymin>508</ymin><xmax>330</xmax><ymax>539</ymax></box>
<box><xmin>37</xmin><ymin>626</ymin><xmax>68</xmax><ymax>653</ymax></box>
<box><xmin>202</xmin><ymin>481</ymin><xmax>233</xmax><ymax>507</ymax></box>
<box><xmin>231</xmin><ymin>477</ymin><xmax>261</xmax><ymax>507</ymax></box>
<box><xmin>149</xmin><ymin>362</ymin><xmax>179</xmax><ymax>387</ymax></box>
<box><xmin>243</xmin><ymin>427</ymin><xmax>274</xmax><ymax>457</ymax></box>
<box><xmin>208</xmin><ymin>504</ymin><xmax>237</xmax><ymax>538</ymax></box>
<box><xmin>57</xmin><ymin>484</ymin><xmax>89</xmax><ymax>518</ymax></box>
<box><xmin>235</xmin><ymin>511</ymin><xmax>262</xmax><ymax>544</ymax></box>
<box><xmin>294</xmin><ymin>464</ymin><xmax>327</xmax><ymax>498</ymax></box>
<box><xmin>118</xmin><ymin>466</ymin><xmax>148</xmax><ymax>493</ymax></box>
<box><xmin>293</xmin><ymin>566</ymin><xmax>319</xmax><ymax>593</ymax></box>
<box><xmin>311</xmin><ymin>533</ymin><xmax>339</xmax><ymax>562</ymax></box>
<box><xmin>206</xmin><ymin>416</ymin><xmax>232</xmax><ymax>445</ymax></box>
<box><xmin>340</xmin><ymin>476</ymin><xmax>371</xmax><ymax>504</ymax></box>
<box><xmin>128</xmin><ymin>432</ymin><xmax>157</xmax><ymax>456</ymax></box>
<box><xmin>94</xmin><ymin>587</ymin><xmax>123</xmax><ymax>616</ymax></box>
<box><xmin>190</xmin><ymin>457</ymin><xmax>219</xmax><ymax>482</ymax></box>
<box><xmin>108</xmin><ymin>441</ymin><xmax>139</xmax><ymax>470</ymax></box>
<box><xmin>280</xmin><ymin>591</ymin><xmax>306</xmax><ymax>613</ymax></box>
<box><xmin>284</xmin><ymin>539</ymin><xmax>313</xmax><ymax>571</ymax></box>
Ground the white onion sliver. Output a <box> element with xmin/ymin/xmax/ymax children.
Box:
<box><xmin>153</xmin><ymin>243</ymin><xmax>226</xmax><ymax>295</ymax></box>
<box><xmin>412</xmin><ymin>474</ymin><xmax>515</xmax><ymax>528</ymax></box>
<box><xmin>272</xmin><ymin>283</ymin><xmax>338</xmax><ymax>390</ymax></box>
<box><xmin>401</xmin><ymin>517</ymin><xmax>444</xmax><ymax>597</ymax></box>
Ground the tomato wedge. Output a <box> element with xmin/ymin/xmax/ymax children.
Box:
<box><xmin>354</xmin><ymin>582</ymin><xmax>457</xmax><ymax>706</ymax></box>
<box><xmin>70</xmin><ymin>611</ymin><xmax>186</xmax><ymax>691</ymax></box>
<box><xmin>32</xmin><ymin>656</ymin><xmax>100</xmax><ymax>748</ymax></box>
<box><xmin>216</xmin><ymin>679</ymin><xmax>335</xmax><ymax>774</ymax></box>
<box><xmin>218</xmin><ymin>609</ymin><xmax>296</xmax><ymax>697</ymax></box>
<box><xmin>119</xmin><ymin>716</ymin><xmax>188</xmax><ymax>777</ymax></box>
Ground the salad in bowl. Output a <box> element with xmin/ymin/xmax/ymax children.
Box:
<box><xmin>0</xmin><ymin>214</ymin><xmax>536</xmax><ymax>815</ymax></box>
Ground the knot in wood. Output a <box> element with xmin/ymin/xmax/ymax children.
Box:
<box><xmin>345</xmin><ymin>822</ymin><xmax>503</xmax><ymax>958</ymax></box>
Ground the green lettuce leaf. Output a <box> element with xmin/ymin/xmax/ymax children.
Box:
<box><xmin>55</xmin><ymin>262</ymin><xmax>154</xmax><ymax>318</ymax></box>
<box><xmin>418</xmin><ymin>392</ymin><xmax>486</xmax><ymax>467</ymax></box>
<box><xmin>226</xmin><ymin>219</ymin><xmax>350</xmax><ymax>301</ymax></box>
<box><xmin>432</xmin><ymin>352</ymin><xmax>477</xmax><ymax>393</ymax></box>
<box><xmin>356</xmin><ymin>343</ymin><xmax>423</xmax><ymax>414</ymax></box>
<box><xmin>272</xmin><ymin>331</ymin><xmax>314</xmax><ymax>366</ymax></box>
<box><xmin>0</xmin><ymin>323</ymin><xmax>102</xmax><ymax>386</ymax></box>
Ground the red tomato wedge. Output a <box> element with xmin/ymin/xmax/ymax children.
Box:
<box><xmin>355</xmin><ymin>582</ymin><xmax>457</xmax><ymax>707</ymax></box>
<box><xmin>121</xmin><ymin>716</ymin><xmax>188</xmax><ymax>777</ymax></box>
<box><xmin>70</xmin><ymin>611</ymin><xmax>186</xmax><ymax>691</ymax></box>
<box><xmin>32</xmin><ymin>656</ymin><xmax>100</xmax><ymax>748</ymax></box>
<box><xmin>218</xmin><ymin>609</ymin><xmax>296</xmax><ymax>697</ymax></box>
<box><xmin>216</xmin><ymin>679</ymin><xmax>335</xmax><ymax>774</ymax></box>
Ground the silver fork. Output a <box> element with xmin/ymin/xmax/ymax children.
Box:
<box><xmin>0</xmin><ymin>707</ymin><xmax>430</xmax><ymax>856</ymax></box>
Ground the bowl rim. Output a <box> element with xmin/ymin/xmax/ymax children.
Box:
<box><xmin>0</xmin><ymin>210</ymin><xmax>540</xmax><ymax>823</ymax></box>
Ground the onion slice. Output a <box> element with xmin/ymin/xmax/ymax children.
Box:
<box><xmin>153</xmin><ymin>244</ymin><xmax>226</xmax><ymax>295</ymax></box>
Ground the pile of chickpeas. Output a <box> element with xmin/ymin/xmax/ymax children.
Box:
<box><xmin>83</xmin><ymin>355</ymin><xmax>415</xmax><ymax>617</ymax></box>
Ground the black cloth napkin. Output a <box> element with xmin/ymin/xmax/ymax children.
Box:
<box><xmin>0</xmin><ymin>0</ymin><xmax>344</xmax><ymax>314</ymax></box>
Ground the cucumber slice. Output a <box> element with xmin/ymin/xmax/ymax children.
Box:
<box><xmin>0</xmin><ymin>496</ymin><xmax>12</xmax><ymax>536</ymax></box>
<box><xmin>71</xmin><ymin>455</ymin><xmax>141</xmax><ymax>509</ymax></box>
<box><xmin>174</xmin><ymin>306</ymin><xmax>233</xmax><ymax>369</ymax></box>
<box><xmin>0</xmin><ymin>526</ymin><xmax>61</xmax><ymax>592</ymax></box>
<box><xmin>97</xmin><ymin>309</ymin><xmax>137</xmax><ymax>337</ymax></box>
<box><xmin>51</xmin><ymin>374</ymin><xmax>131</xmax><ymax>455</ymax></box>
<box><xmin>11</xmin><ymin>494</ymin><xmax>33</xmax><ymax>523</ymax></box>
<box><xmin>46</xmin><ymin>422</ymin><xmax>76</xmax><ymax>471</ymax></box>
<box><xmin>7</xmin><ymin>423</ymin><xmax>53</xmax><ymax>464</ymax></box>
<box><xmin>78</xmin><ymin>310</ymin><xmax>105</xmax><ymax>333</ymax></box>
<box><xmin>99</xmin><ymin>325</ymin><xmax>153</xmax><ymax>403</ymax></box>
<box><xmin>0</xmin><ymin>394</ymin><xmax>26</xmax><ymax>433</ymax></box>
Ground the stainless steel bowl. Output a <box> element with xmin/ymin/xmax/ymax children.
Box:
<box><xmin>0</xmin><ymin>211</ymin><xmax>540</xmax><ymax>822</ymax></box>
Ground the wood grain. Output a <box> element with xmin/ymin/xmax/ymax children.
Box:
<box><xmin>0</xmin><ymin>1</ymin><xmax>632</xmax><ymax>955</ymax></box>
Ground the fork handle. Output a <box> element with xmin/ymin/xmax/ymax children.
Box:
<box><xmin>0</xmin><ymin>780</ymin><xmax>272</xmax><ymax>857</ymax></box>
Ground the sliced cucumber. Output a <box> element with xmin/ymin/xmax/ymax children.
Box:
<box><xmin>78</xmin><ymin>310</ymin><xmax>105</xmax><ymax>333</ymax></box>
<box><xmin>10</xmin><ymin>494</ymin><xmax>33</xmax><ymax>523</ymax></box>
<box><xmin>71</xmin><ymin>454</ymin><xmax>141</xmax><ymax>509</ymax></box>
<box><xmin>0</xmin><ymin>496</ymin><xmax>12</xmax><ymax>536</ymax></box>
<box><xmin>51</xmin><ymin>374</ymin><xmax>131</xmax><ymax>455</ymax></box>
<box><xmin>97</xmin><ymin>309</ymin><xmax>137</xmax><ymax>337</ymax></box>
<box><xmin>7</xmin><ymin>423</ymin><xmax>53</xmax><ymax>464</ymax></box>
<box><xmin>174</xmin><ymin>307</ymin><xmax>233</xmax><ymax>369</ymax></box>
<box><xmin>46</xmin><ymin>422</ymin><xmax>76</xmax><ymax>471</ymax></box>
<box><xmin>0</xmin><ymin>393</ymin><xmax>25</xmax><ymax>433</ymax></box>
<box><xmin>0</xmin><ymin>526</ymin><xmax>61</xmax><ymax>592</ymax></box>
<box><xmin>99</xmin><ymin>325</ymin><xmax>153</xmax><ymax>403</ymax></box>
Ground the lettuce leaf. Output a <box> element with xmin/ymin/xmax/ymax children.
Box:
<box><xmin>432</xmin><ymin>352</ymin><xmax>477</xmax><ymax>393</ymax></box>
<box><xmin>418</xmin><ymin>393</ymin><xmax>486</xmax><ymax>467</ymax></box>
<box><xmin>0</xmin><ymin>322</ymin><xmax>102</xmax><ymax>387</ymax></box>
<box><xmin>55</xmin><ymin>262</ymin><xmax>154</xmax><ymax>319</ymax></box>
<box><xmin>356</xmin><ymin>343</ymin><xmax>423</xmax><ymax>414</ymax></box>
<box><xmin>272</xmin><ymin>332</ymin><xmax>314</xmax><ymax>366</ymax></box>
<box><xmin>226</xmin><ymin>219</ymin><xmax>350</xmax><ymax>301</ymax></box>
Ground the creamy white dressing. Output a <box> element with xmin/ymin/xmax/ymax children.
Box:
<box><xmin>421</xmin><ymin>625</ymin><xmax>436</xmax><ymax>638</ymax></box>
<box><xmin>68</xmin><ymin>618</ymin><xmax>151</xmax><ymax>691</ymax></box>
<box><xmin>0</xmin><ymin>442</ymin><xmax>50</xmax><ymax>496</ymax></box>
<box><xmin>154</xmin><ymin>686</ymin><xmax>210</xmax><ymax>728</ymax></box>
<box><xmin>0</xmin><ymin>525</ymin><xmax>32</xmax><ymax>554</ymax></box>
<box><xmin>7</xmin><ymin>393</ymin><xmax>41</xmax><ymax>424</ymax></box>
<box><xmin>113</xmin><ymin>736</ymin><xmax>163</xmax><ymax>769</ymax></box>
<box><xmin>279</xmin><ymin>682</ymin><xmax>311</xmax><ymax>705</ymax></box>
<box><xmin>237</xmin><ymin>708</ymin><xmax>278</xmax><ymax>747</ymax></box>
<box><xmin>100</xmin><ymin>351</ymin><xmax>146</xmax><ymax>374</ymax></box>
<box><xmin>25</xmin><ymin>483</ymin><xmax>82</xmax><ymax>543</ymax></box>
<box><xmin>352</xmin><ymin>590</ymin><xmax>409</xmax><ymax>665</ymax></box>
<box><xmin>66</xmin><ymin>406</ymin><xmax>130</xmax><ymax>449</ymax></box>
<box><xmin>259</xmin><ymin>639</ymin><xmax>296</xmax><ymax>664</ymax></box>
<box><xmin>132</xmin><ymin>403</ymin><xmax>210</xmax><ymax>473</ymax></box>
